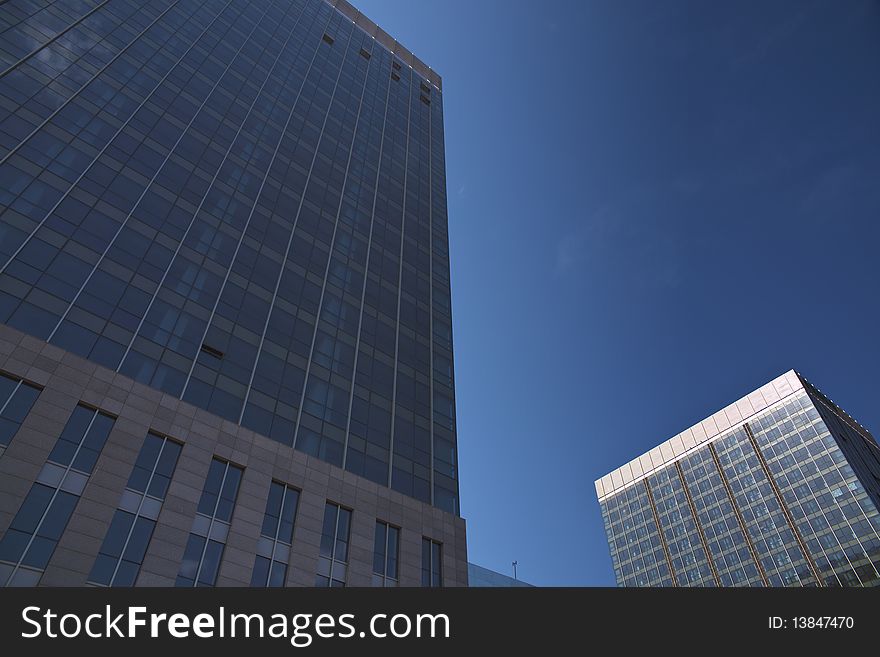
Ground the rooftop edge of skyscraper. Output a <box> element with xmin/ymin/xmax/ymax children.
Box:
<box><xmin>595</xmin><ymin>369</ymin><xmax>878</xmax><ymax>502</ymax></box>
<box><xmin>326</xmin><ymin>0</ymin><xmax>442</xmax><ymax>90</ymax></box>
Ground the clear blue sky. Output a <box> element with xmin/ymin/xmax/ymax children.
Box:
<box><xmin>354</xmin><ymin>0</ymin><xmax>880</xmax><ymax>585</ymax></box>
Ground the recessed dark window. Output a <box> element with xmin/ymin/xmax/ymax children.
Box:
<box><xmin>359</xmin><ymin>48</ymin><xmax>371</xmax><ymax>60</ymax></box>
<box><xmin>315</xmin><ymin>502</ymin><xmax>351</xmax><ymax>587</ymax></box>
<box><xmin>176</xmin><ymin>459</ymin><xmax>243</xmax><ymax>587</ymax></box>
<box><xmin>372</xmin><ymin>520</ymin><xmax>399</xmax><ymax>587</ymax></box>
<box><xmin>392</xmin><ymin>60</ymin><xmax>401</xmax><ymax>70</ymax></box>
<box><xmin>251</xmin><ymin>481</ymin><xmax>300</xmax><ymax>587</ymax></box>
<box><xmin>391</xmin><ymin>71</ymin><xmax>400</xmax><ymax>82</ymax></box>
<box><xmin>0</xmin><ymin>373</ymin><xmax>41</xmax><ymax>451</ymax></box>
<box><xmin>200</xmin><ymin>344</ymin><xmax>224</xmax><ymax>359</ymax></box>
<box><xmin>421</xmin><ymin>537</ymin><xmax>442</xmax><ymax>587</ymax></box>
<box><xmin>420</xmin><ymin>82</ymin><xmax>431</xmax><ymax>93</ymax></box>
<box><xmin>420</xmin><ymin>95</ymin><xmax>431</xmax><ymax>106</ymax></box>
<box><xmin>322</xmin><ymin>33</ymin><xmax>334</xmax><ymax>45</ymax></box>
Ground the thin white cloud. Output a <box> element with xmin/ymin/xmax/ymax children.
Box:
<box><xmin>554</xmin><ymin>189</ymin><xmax>685</xmax><ymax>290</ymax></box>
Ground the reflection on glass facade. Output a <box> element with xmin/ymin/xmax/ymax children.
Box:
<box><xmin>599</xmin><ymin>374</ymin><xmax>880</xmax><ymax>587</ymax></box>
<box><xmin>0</xmin><ymin>0</ymin><xmax>458</xmax><ymax>514</ymax></box>
<box><xmin>603</xmin><ymin>473</ymin><xmax>673</xmax><ymax>587</ymax></box>
<box><xmin>647</xmin><ymin>464</ymin><xmax>715</xmax><ymax>586</ymax></box>
<box><xmin>678</xmin><ymin>448</ymin><xmax>763</xmax><ymax>586</ymax></box>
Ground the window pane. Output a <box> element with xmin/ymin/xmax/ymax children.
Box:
<box><xmin>156</xmin><ymin>440</ymin><xmax>181</xmax><ymax>477</ymax></box>
<box><xmin>83</xmin><ymin>413</ymin><xmax>114</xmax><ymax>452</ymax></box>
<box><xmin>215</xmin><ymin>496</ymin><xmax>235</xmax><ymax>523</ymax></box>
<box><xmin>220</xmin><ymin>466</ymin><xmax>242</xmax><ymax>501</ymax></box>
<box><xmin>387</xmin><ymin>526</ymin><xmax>399</xmax><ymax>579</ymax></box>
<box><xmin>100</xmin><ymin>510</ymin><xmax>136</xmax><ymax>559</ymax></box>
<box><xmin>216</xmin><ymin>464</ymin><xmax>242</xmax><ymax>522</ymax></box>
<box><xmin>278</xmin><ymin>516</ymin><xmax>295</xmax><ymax>545</ymax></box>
<box><xmin>281</xmin><ymin>489</ymin><xmax>299</xmax><ymax>523</ymax></box>
<box><xmin>337</xmin><ymin>508</ymin><xmax>351</xmax><ymax>540</ymax></box>
<box><xmin>113</xmin><ymin>559</ymin><xmax>140</xmax><ymax>587</ymax></box>
<box><xmin>265</xmin><ymin>482</ymin><xmax>284</xmax><ymax>519</ymax></box>
<box><xmin>335</xmin><ymin>537</ymin><xmax>349</xmax><ymax>563</ymax></box>
<box><xmin>373</xmin><ymin>522</ymin><xmax>386</xmax><ymax>575</ymax></box>
<box><xmin>9</xmin><ymin>483</ymin><xmax>55</xmax><ymax>534</ymax></box>
<box><xmin>251</xmin><ymin>555</ymin><xmax>270</xmax><ymax>586</ymax></box>
<box><xmin>0</xmin><ymin>375</ymin><xmax>17</xmax><ymax>401</ymax></box>
<box><xmin>320</xmin><ymin>504</ymin><xmax>337</xmax><ymax>557</ymax></box>
<box><xmin>23</xmin><ymin>535</ymin><xmax>56</xmax><ymax>569</ymax></box>
<box><xmin>177</xmin><ymin>534</ymin><xmax>205</xmax><ymax>584</ymax></box>
<box><xmin>54</xmin><ymin>407</ymin><xmax>93</xmax><ymax>454</ymax></box>
<box><xmin>38</xmin><ymin>490</ymin><xmax>78</xmax><ymax>541</ymax></box>
<box><xmin>0</xmin><ymin>529</ymin><xmax>31</xmax><ymax>564</ymax></box>
<box><xmin>0</xmin><ymin>417</ymin><xmax>20</xmax><ymax>447</ymax></box>
<box><xmin>47</xmin><ymin>439</ymin><xmax>77</xmax><ymax>467</ymax></box>
<box><xmin>278</xmin><ymin>488</ymin><xmax>299</xmax><ymax>544</ymax></box>
<box><xmin>199</xmin><ymin>460</ymin><xmax>226</xmax><ymax>508</ymax></box>
<box><xmin>261</xmin><ymin>483</ymin><xmax>281</xmax><ymax>538</ymax></box>
<box><xmin>269</xmin><ymin>560</ymin><xmax>287</xmax><ymax>587</ymax></box>
<box><xmin>122</xmin><ymin>516</ymin><xmax>155</xmax><ymax>564</ymax></box>
<box><xmin>0</xmin><ymin>382</ymin><xmax>40</xmax><ymax>447</ymax></box>
<box><xmin>132</xmin><ymin>434</ymin><xmax>162</xmax><ymax>474</ymax></box>
<box><xmin>198</xmin><ymin>540</ymin><xmax>224</xmax><ymax>586</ymax></box>
<box><xmin>261</xmin><ymin>512</ymin><xmax>279</xmax><ymax>539</ymax></box>
<box><xmin>72</xmin><ymin>445</ymin><xmax>101</xmax><ymax>473</ymax></box>
<box><xmin>147</xmin><ymin>473</ymin><xmax>171</xmax><ymax>500</ymax></box>
<box><xmin>197</xmin><ymin>491</ymin><xmax>218</xmax><ymax>517</ymax></box>
<box><xmin>89</xmin><ymin>553</ymin><xmax>117</xmax><ymax>586</ymax></box>
<box><xmin>127</xmin><ymin>466</ymin><xmax>151</xmax><ymax>494</ymax></box>
<box><xmin>422</xmin><ymin>539</ymin><xmax>431</xmax><ymax>580</ymax></box>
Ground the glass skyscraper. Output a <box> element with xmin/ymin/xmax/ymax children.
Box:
<box><xmin>0</xmin><ymin>0</ymin><xmax>467</xmax><ymax>587</ymax></box>
<box><xmin>597</xmin><ymin>370</ymin><xmax>880</xmax><ymax>587</ymax></box>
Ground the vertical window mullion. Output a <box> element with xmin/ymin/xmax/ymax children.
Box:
<box><xmin>421</xmin><ymin>537</ymin><xmax>441</xmax><ymax>587</ymax></box>
<box><xmin>107</xmin><ymin>435</ymin><xmax>167</xmax><ymax>586</ymax></box>
<box><xmin>269</xmin><ymin>484</ymin><xmax>287</xmax><ymax>574</ymax></box>
<box><xmin>0</xmin><ymin>376</ymin><xmax>41</xmax><ymax>454</ymax></box>
<box><xmin>3</xmin><ymin>405</ymin><xmax>114</xmax><ymax>586</ymax></box>
<box><xmin>194</xmin><ymin>460</ymin><xmax>228</xmax><ymax>586</ymax></box>
<box><xmin>0</xmin><ymin>381</ymin><xmax>23</xmax><ymax>415</ymax></box>
<box><xmin>9</xmin><ymin>408</ymin><xmax>99</xmax><ymax>583</ymax></box>
<box><xmin>177</xmin><ymin>458</ymin><xmax>242</xmax><ymax>587</ymax></box>
<box><xmin>329</xmin><ymin>503</ymin><xmax>340</xmax><ymax>583</ymax></box>
<box><xmin>253</xmin><ymin>482</ymin><xmax>298</xmax><ymax>587</ymax></box>
<box><xmin>384</xmin><ymin>523</ymin><xmax>390</xmax><ymax>580</ymax></box>
<box><xmin>6</xmin><ymin>485</ymin><xmax>66</xmax><ymax>585</ymax></box>
<box><xmin>58</xmin><ymin>408</ymin><xmax>99</xmax><ymax>478</ymax></box>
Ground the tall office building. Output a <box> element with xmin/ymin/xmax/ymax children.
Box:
<box><xmin>467</xmin><ymin>563</ymin><xmax>533</xmax><ymax>588</ymax></box>
<box><xmin>0</xmin><ymin>0</ymin><xmax>466</xmax><ymax>587</ymax></box>
<box><xmin>597</xmin><ymin>370</ymin><xmax>880</xmax><ymax>587</ymax></box>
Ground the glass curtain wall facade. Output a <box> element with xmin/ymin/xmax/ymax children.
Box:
<box><xmin>0</xmin><ymin>0</ymin><xmax>458</xmax><ymax>514</ymax></box>
<box><xmin>597</xmin><ymin>371</ymin><xmax>880</xmax><ymax>587</ymax></box>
